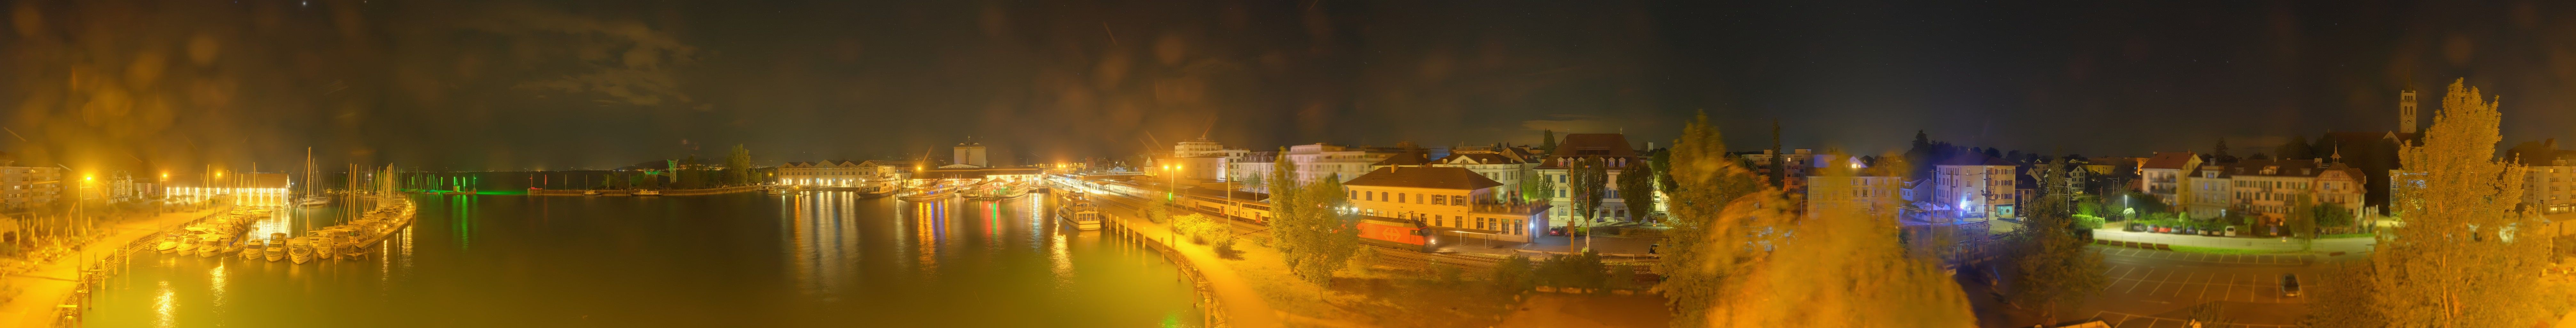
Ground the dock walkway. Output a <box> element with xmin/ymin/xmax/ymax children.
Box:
<box><xmin>0</xmin><ymin>206</ymin><xmax>231</xmax><ymax>327</ymax></box>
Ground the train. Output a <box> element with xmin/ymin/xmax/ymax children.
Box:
<box><xmin>1051</xmin><ymin>174</ymin><xmax>1435</xmax><ymax>250</ymax></box>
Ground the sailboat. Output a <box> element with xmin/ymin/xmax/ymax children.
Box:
<box><xmin>297</xmin><ymin>148</ymin><xmax>330</xmax><ymax>207</ymax></box>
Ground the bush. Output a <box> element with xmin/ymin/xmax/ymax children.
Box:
<box><xmin>1490</xmin><ymin>255</ymin><xmax>1536</xmax><ymax>293</ymax></box>
<box><xmin>2073</xmin><ymin>215</ymin><xmax>2106</xmax><ymax>230</ymax></box>
<box><xmin>1536</xmin><ymin>250</ymin><xmax>1607</xmax><ymax>292</ymax></box>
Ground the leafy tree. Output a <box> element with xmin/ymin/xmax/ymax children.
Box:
<box><xmin>725</xmin><ymin>144</ymin><xmax>752</xmax><ymax>185</ymax></box>
<box><xmin>2277</xmin><ymin>135</ymin><xmax>2314</xmax><ymax>160</ymax></box>
<box><xmin>1540</xmin><ymin>129</ymin><xmax>1557</xmax><ymax>152</ymax></box>
<box><xmin>2300</xmin><ymin>263</ymin><xmax>2386</xmax><ymax>327</ymax></box>
<box><xmin>1569</xmin><ymin>157</ymin><xmax>1609</xmax><ymax>248</ymax></box>
<box><xmin>2008</xmin><ymin>160</ymin><xmax>2107</xmax><ymax>324</ymax></box>
<box><xmin>2213</xmin><ymin>137</ymin><xmax>2235</xmax><ymax>163</ymax></box>
<box><xmin>1654</xmin><ymin>113</ymin><xmax>1972</xmax><ymax>327</ymax></box>
<box><xmin>1267</xmin><ymin>153</ymin><xmax>1362</xmax><ymax>285</ymax></box>
<box><xmin>1768</xmin><ymin>120</ymin><xmax>1786</xmax><ymax>188</ymax></box>
<box><xmin>1517</xmin><ymin>164</ymin><xmax>1549</xmax><ymax>203</ymax></box>
<box><xmin>1651</xmin><ymin>148</ymin><xmax>1678</xmax><ymax>196</ymax></box>
<box><xmin>2286</xmin><ymin>195</ymin><xmax>2319</xmax><ymax>250</ymax></box>
<box><xmin>2322</xmin><ymin>79</ymin><xmax>2557</xmax><ymax>326</ymax></box>
<box><xmin>1618</xmin><ymin>161</ymin><xmax>1656</xmax><ymax>222</ymax></box>
<box><xmin>1652</xmin><ymin>113</ymin><xmax>1766</xmax><ymax>327</ymax></box>
<box><xmin>2311</xmin><ymin>202</ymin><xmax>2355</xmax><ymax>229</ymax></box>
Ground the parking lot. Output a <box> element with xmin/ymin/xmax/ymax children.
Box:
<box><xmin>2090</xmin><ymin>311</ymin><xmax>2299</xmax><ymax>328</ymax></box>
<box><xmin>2095</xmin><ymin>247</ymin><xmax>2314</xmax><ymax>266</ymax></box>
<box><xmin>2098</xmin><ymin>265</ymin><xmax>2305</xmax><ymax>304</ymax></box>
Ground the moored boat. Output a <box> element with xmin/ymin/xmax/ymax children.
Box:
<box><xmin>154</xmin><ymin>234</ymin><xmax>181</xmax><ymax>253</ymax></box>
<box><xmin>1058</xmin><ymin>197</ymin><xmax>1102</xmax><ymax>230</ymax></box>
<box><xmin>634</xmin><ymin>189</ymin><xmax>663</xmax><ymax>196</ymax></box>
<box><xmin>898</xmin><ymin>188</ymin><xmax>952</xmax><ymax>201</ymax></box>
<box><xmin>196</xmin><ymin>235</ymin><xmax>225</xmax><ymax>258</ymax></box>
<box><xmin>241</xmin><ymin>239</ymin><xmax>265</xmax><ymax>258</ymax></box>
<box><xmin>288</xmin><ymin>240</ymin><xmax>313</xmax><ymax>264</ymax></box>
<box><xmin>263</xmin><ymin>241</ymin><xmax>285</xmax><ymax>262</ymax></box>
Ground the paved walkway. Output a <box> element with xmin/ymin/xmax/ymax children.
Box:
<box><xmin>1096</xmin><ymin>201</ymin><xmax>1282</xmax><ymax>328</ymax></box>
<box><xmin>0</xmin><ymin>205</ymin><xmax>230</xmax><ymax>327</ymax></box>
<box><xmin>2091</xmin><ymin>228</ymin><xmax>2374</xmax><ymax>254</ymax></box>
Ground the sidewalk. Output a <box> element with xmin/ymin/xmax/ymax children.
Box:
<box><xmin>1104</xmin><ymin>208</ymin><xmax>1283</xmax><ymax>328</ymax></box>
<box><xmin>2091</xmin><ymin>228</ymin><xmax>2375</xmax><ymax>254</ymax></box>
<box><xmin>0</xmin><ymin>205</ymin><xmax>230</xmax><ymax>327</ymax></box>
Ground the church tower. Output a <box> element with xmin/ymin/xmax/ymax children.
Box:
<box><xmin>2399</xmin><ymin>85</ymin><xmax>2419</xmax><ymax>134</ymax></box>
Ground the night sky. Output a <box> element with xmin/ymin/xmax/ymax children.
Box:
<box><xmin>4</xmin><ymin>0</ymin><xmax>2574</xmax><ymax>173</ymax></box>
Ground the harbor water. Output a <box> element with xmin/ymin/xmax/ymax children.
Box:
<box><xmin>83</xmin><ymin>191</ymin><xmax>1202</xmax><ymax>327</ymax></box>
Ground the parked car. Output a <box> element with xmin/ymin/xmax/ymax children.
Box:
<box><xmin>1547</xmin><ymin>227</ymin><xmax>1567</xmax><ymax>236</ymax></box>
<box><xmin>2281</xmin><ymin>274</ymin><xmax>2301</xmax><ymax>297</ymax></box>
<box><xmin>2123</xmin><ymin>223</ymin><xmax>2146</xmax><ymax>232</ymax></box>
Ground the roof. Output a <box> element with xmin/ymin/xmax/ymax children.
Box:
<box><xmin>1551</xmin><ymin>134</ymin><xmax>1637</xmax><ymax>157</ymax></box>
<box><xmin>1343</xmin><ymin>166</ymin><xmax>1504</xmax><ymax>190</ymax></box>
<box><xmin>1933</xmin><ymin>153</ymin><xmax>2014</xmax><ymax>167</ymax></box>
<box><xmin>1374</xmin><ymin>148</ymin><xmax>1434</xmax><ymax>166</ymax></box>
<box><xmin>1435</xmin><ymin>152</ymin><xmax>1521</xmax><ymax>165</ymax></box>
<box><xmin>2220</xmin><ymin>159</ymin><xmax>2361</xmax><ymax>178</ymax></box>
<box><xmin>2140</xmin><ymin>152</ymin><xmax>2201</xmax><ymax>170</ymax></box>
<box><xmin>2321</xmin><ymin>131</ymin><xmax>2422</xmax><ymax>144</ymax></box>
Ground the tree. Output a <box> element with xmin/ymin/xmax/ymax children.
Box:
<box><xmin>1517</xmin><ymin>164</ymin><xmax>1550</xmax><ymax>203</ymax></box>
<box><xmin>1651</xmin><ymin>148</ymin><xmax>1678</xmax><ymax>197</ymax></box>
<box><xmin>1768</xmin><ymin>120</ymin><xmax>1786</xmax><ymax>188</ymax></box>
<box><xmin>2212</xmin><ymin>137</ymin><xmax>2234</xmax><ymax>163</ymax></box>
<box><xmin>1654</xmin><ymin>113</ymin><xmax>1973</xmax><ymax>327</ymax></box>
<box><xmin>2286</xmin><ymin>195</ymin><xmax>2319</xmax><ymax>249</ymax></box>
<box><xmin>1540</xmin><ymin>129</ymin><xmax>1558</xmax><ymax>152</ymax></box>
<box><xmin>2311</xmin><ymin>202</ymin><xmax>2355</xmax><ymax>229</ymax></box>
<box><xmin>2007</xmin><ymin>160</ymin><xmax>2107</xmax><ymax>325</ymax></box>
<box><xmin>1653</xmin><ymin>113</ymin><xmax>1768</xmax><ymax>327</ymax></box>
<box><xmin>2329</xmin><ymin>78</ymin><xmax>2557</xmax><ymax>326</ymax></box>
<box><xmin>1618</xmin><ymin>161</ymin><xmax>1655</xmax><ymax>222</ymax></box>
<box><xmin>2277</xmin><ymin>135</ymin><xmax>2314</xmax><ymax>160</ymax></box>
<box><xmin>725</xmin><ymin>144</ymin><xmax>752</xmax><ymax>186</ymax></box>
<box><xmin>1268</xmin><ymin>153</ymin><xmax>1363</xmax><ymax>285</ymax></box>
<box><xmin>1569</xmin><ymin>157</ymin><xmax>1609</xmax><ymax>249</ymax></box>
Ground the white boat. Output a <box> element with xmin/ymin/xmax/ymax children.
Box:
<box><xmin>898</xmin><ymin>186</ymin><xmax>953</xmax><ymax>201</ymax></box>
<box><xmin>1058</xmin><ymin>197</ymin><xmax>1102</xmax><ymax>230</ymax></box>
<box><xmin>288</xmin><ymin>240</ymin><xmax>313</xmax><ymax>264</ymax></box>
<box><xmin>296</xmin><ymin>196</ymin><xmax>330</xmax><ymax>207</ymax></box>
<box><xmin>582</xmin><ymin>190</ymin><xmax>602</xmax><ymax>196</ymax></box>
<box><xmin>241</xmin><ymin>239</ymin><xmax>266</xmax><ymax>258</ymax></box>
<box><xmin>766</xmin><ymin>186</ymin><xmax>788</xmax><ymax>196</ymax></box>
<box><xmin>196</xmin><ymin>235</ymin><xmax>226</xmax><ymax>258</ymax></box>
<box><xmin>263</xmin><ymin>241</ymin><xmax>285</xmax><ymax>262</ymax></box>
<box><xmin>308</xmin><ymin>229</ymin><xmax>348</xmax><ymax>260</ymax></box>
<box><xmin>174</xmin><ymin>234</ymin><xmax>201</xmax><ymax>254</ymax></box>
<box><xmin>634</xmin><ymin>189</ymin><xmax>663</xmax><ymax>196</ymax></box>
<box><xmin>266</xmin><ymin>233</ymin><xmax>288</xmax><ymax>262</ymax></box>
<box><xmin>154</xmin><ymin>234</ymin><xmax>181</xmax><ymax>253</ymax></box>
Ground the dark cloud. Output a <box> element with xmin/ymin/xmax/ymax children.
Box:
<box><xmin>12</xmin><ymin>0</ymin><xmax>2576</xmax><ymax>173</ymax></box>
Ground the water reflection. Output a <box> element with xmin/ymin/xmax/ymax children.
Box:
<box><xmin>785</xmin><ymin>191</ymin><xmax>863</xmax><ymax>298</ymax></box>
<box><xmin>91</xmin><ymin>193</ymin><xmax>1203</xmax><ymax>327</ymax></box>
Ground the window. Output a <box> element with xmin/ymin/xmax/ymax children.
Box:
<box><xmin>1434</xmin><ymin>195</ymin><xmax>1447</xmax><ymax>205</ymax></box>
<box><xmin>1452</xmin><ymin>195</ymin><xmax>1466</xmax><ymax>205</ymax></box>
<box><xmin>1397</xmin><ymin>193</ymin><xmax>1405</xmax><ymax>203</ymax></box>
